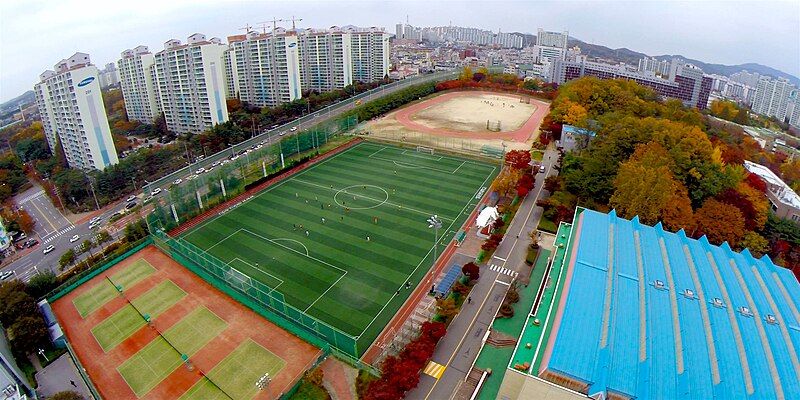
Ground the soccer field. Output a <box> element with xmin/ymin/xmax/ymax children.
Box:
<box><xmin>181</xmin><ymin>142</ymin><xmax>497</xmax><ymax>354</ymax></box>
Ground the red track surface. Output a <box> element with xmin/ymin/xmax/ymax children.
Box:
<box><xmin>52</xmin><ymin>246</ymin><xmax>321</xmax><ymax>400</ymax></box>
<box><xmin>393</xmin><ymin>90</ymin><xmax>549</xmax><ymax>142</ymax></box>
<box><xmin>361</xmin><ymin>188</ymin><xmax>494</xmax><ymax>365</ymax></box>
<box><xmin>169</xmin><ymin>138</ymin><xmax>362</xmax><ymax>237</ymax></box>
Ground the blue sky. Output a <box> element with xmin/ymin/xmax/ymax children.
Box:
<box><xmin>1</xmin><ymin>0</ymin><xmax>798</xmax><ymax>102</ymax></box>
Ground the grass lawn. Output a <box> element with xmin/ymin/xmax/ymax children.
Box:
<box><xmin>181</xmin><ymin>142</ymin><xmax>497</xmax><ymax>355</ymax></box>
<box><xmin>91</xmin><ymin>280</ymin><xmax>186</xmax><ymax>351</ymax></box>
<box><xmin>205</xmin><ymin>339</ymin><xmax>286</xmax><ymax>400</ymax></box>
<box><xmin>118</xmin><ymin>307</ymin><xmax>227</xmax><ymax>397</ymax></box>
<box><xmin>72</xmin><ymin>259</ymin><xmax>156</xmax><ymax>317</ymax></box>
<box><xmin>537</xmin><ymin>217</ymin><xmax>558</xmax><ymax>233</ymax></box>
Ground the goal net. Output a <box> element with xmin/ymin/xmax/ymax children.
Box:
<box><xmin>416</xmin><ymin>146</ymin><xmax>435</xmax><ymax>155</ymax></box>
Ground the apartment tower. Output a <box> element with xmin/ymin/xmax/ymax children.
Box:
<box><xmin>118</xmin><ymin>45</ymin><xmax>160</xmax><ymax>123</ymax></box>
<box><xmin>33</xmin><ymin>52</ymin><xmax>119</xmax><ymax>170</ymax></box>
<box><xmin>153</xmin><ymin>34</ymin><xmax>229</xmax><ymax>134</ymax></box>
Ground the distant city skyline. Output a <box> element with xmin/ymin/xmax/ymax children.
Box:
<box><xmin>1</xmin><ymin>0</ymin><xmax>798</xmax><ymax>102</ymax></box>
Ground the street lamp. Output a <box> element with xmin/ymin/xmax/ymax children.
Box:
<box><xmin>427</xmin><ymin>215</ymin><xmax>442</xmax><ymax>268</ymax></box>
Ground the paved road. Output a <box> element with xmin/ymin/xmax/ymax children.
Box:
<box><xmin>2</xmin><ymin>183</ymin><xmax>131</xmax><ymax>283</ymax></box>
<box><xmin>35</xmin><ymin>354</ymin><xmax>92</xmax><ymax>399</ymax></box>
<box><xmin>407</xmin><ymin>148</ymin><xmax>560</xmax><ymax>400</ymax></box>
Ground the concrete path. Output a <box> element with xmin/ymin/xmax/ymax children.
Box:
<box><xmin>406</xmin><ymin>148</ymin><xmax>560</xmax><ymax>400</ymax></box>
<box><xmin>35</xmin><ymin>354</ymin><xmax>92</xmax><ymax>399</ymax></box>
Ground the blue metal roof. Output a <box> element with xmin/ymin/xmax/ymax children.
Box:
<box><xmin>562</xmin><ymin>124</ymin><xmax>597</xmax><ymax>137</ymax></box>
<box><xmin>544</xmin><ymin>208</ymin><xmax>800</xmax><ymax>399</ymax></box>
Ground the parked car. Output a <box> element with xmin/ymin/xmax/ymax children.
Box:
<box><xmin>126</xmin><ymin>195</ymin><xmax>137</xmax><ymax>202</ymax></box>
<box><xmin>125</xmin><ymin>202</ymin><xmax>137</xmax><ymax>210</ymax></box>
<box><xmin>539</xmin><ymin>165</ymin><xmax>546</xmax><ymax>173</ymax></box>
<box><xmin>173</xmin><ymin>178</ymin><xmax>183</xmax><ymax>185</ymax></box>
<box><xmin>280</xmin><ymin>131</ymin><xmax>286</xmax><ymax>136</ymax></box>
<box><xmin>43</xmin><ymin>245</ymin><xmax>55</xmax><ymax>254</ymax></box>
<box><xmin>195</xmin><ymin>167</ymin><xmax>206</xmax><ymax>174</ymax></box>
<box><xmin>0</xmin><ymin>271</ymin><xmax>14</xmax><ymax>281</ymax></box>
<box><xmin>25</xmin><ymin>239</ymin><xmax>38</xmax><ymax>248</ymax></box>
<box><xmin>290</xmin><ymin>126</ymin><xmax>298</xmax><ymax>132</ymax></box>
<box><xmin>150</xmin><ymin>188</ymin><xmax>162</xmax><ymax>196</ymax></box>
<box><xmin>211</xmin><ymin>161</ymin><xmax>220</xmax><ymax>167</ymax></box>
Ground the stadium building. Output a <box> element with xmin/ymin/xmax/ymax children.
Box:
<box><xmin>534</xmin><ymin>208</ymin><xmax>800</xmax><ymax>399</ymax></box>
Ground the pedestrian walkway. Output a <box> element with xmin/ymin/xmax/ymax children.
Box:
<box><xmin>489</xmin><ymin>263</ymin><xmax>519</xmax><ymax>278</ymax></box>
<box><xmin>17</xmin><ymin>190</ymin><xmax>45</xmax><ymax>204</ymax></box>
<box><xmin>42</xmin><ymin>225</ymin><xmax>75</xmax><ymax>244</ymax></box>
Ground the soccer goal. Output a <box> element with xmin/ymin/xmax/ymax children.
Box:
<box><xmin>486</xmin><ymin>120</ymin><xmax>502</xmax><ymax>132</ymax></box>
<box><xmin>416</xmin><ymin>146</ymin><xmax>435</xmax><ymax>155</ymax></box>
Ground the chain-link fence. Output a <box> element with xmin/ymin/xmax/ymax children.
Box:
<box><xmin>144</xmin><ymin>116</ymin><xmax>356</xmax><ymax>234</ymax></box>
<box><xmin>353</xmin><ymin>129</ymin><xmax>507</xmax><ymax>160</ymax></box>
<box><xmin>151</xmin><ymin>230</ymin><xmax>361</xmax><ymax>359</ymax></box>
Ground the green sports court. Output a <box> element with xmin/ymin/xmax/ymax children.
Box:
<box><xmin>180</xmin><ymin>142</ymin><xmax>498</xmax><ymax>354</ymax></box>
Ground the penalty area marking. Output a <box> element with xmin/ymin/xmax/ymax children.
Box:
<box><xmin>227</xmin><ymin>257</ymin><xmax>285</xmax><ymax>294</ymax></box>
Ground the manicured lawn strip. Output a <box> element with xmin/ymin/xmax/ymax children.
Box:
<box><xmin>73</xmin><ymin>259</ymin><xmax>156</xmax><ymax>317</ymax></box>
<box><xmin>117</xmin><ymin>307</ymin><xmax>228</xmax><ymax>397</ymax></box>
<box><xmin>90</xmin><ymin>280</ymin><xmax>187</xmax><ymax>352</ymax></box>
<box><xmin>182</xmin><ymin>142</ymin><xmax>498</xmax><ymax>351</ymax></box>
<box><xmin>205</xmin><ymin>339</ymin><xmax>286</xmax><ymax>400</ymax></box>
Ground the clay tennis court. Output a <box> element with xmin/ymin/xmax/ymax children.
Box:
<box><xmin>373</xmin><ymin>90</ymin><xmax>550</xmax><ymax>142</ymax></box>
<box><xmin>52</xmin><ymin>246</ymin><xmax>322</xmax><ymax>400</ymax></box>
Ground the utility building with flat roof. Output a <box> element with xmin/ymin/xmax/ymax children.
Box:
<box><xmin>539</xmin><ymin>208</ymin><xmax>800</xmax><ymax>400</ymax></box>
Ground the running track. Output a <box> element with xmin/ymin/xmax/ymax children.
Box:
<box><xmin>393</xmin><ymin>90</ymin><xmax>549</xmax><ymax>142</ymax></box>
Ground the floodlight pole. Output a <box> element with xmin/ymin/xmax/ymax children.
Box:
<box><xmin>427</xmin><ymin>215</ymin><xmax>442</xmax><ymax>270</ymax></box>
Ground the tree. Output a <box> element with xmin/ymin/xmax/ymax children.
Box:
<box><xmin>505</xmin><ymin>150</ymin><xmax>532</xmax><ymax>170</ymax></box>
<box><xmin>660</xmin><ymin>185</ymin><xmax>695</xmax><ymax>233</ymax></box>
<box><xmin>96</xmin><ymin>230</ymin><xmax>112</xmax><ymax>244</ymax></box>
<box><xmin>491</xmin><ymin>168</ymin><xmax>524</xmax><ymax>198</ymax></box>
<box><xmin>7</xmin><ymin>315</ymin><xmax>50</xmax><ymax>357</ymax></box>
<box><xmin>610</xmin><ymin>142</ymin><xmax>681</xmax><ymax>225</ymax></box>
<box><xmin>458</xmin><ymin>67</ymin><xmax>473</xmax><ymax>81</ymax></box>
<box><xmin>26</xmin><ymin>271</ymin><xmax>58</xmax><ymax>299</ymax></box>
<box><xmin>79</xmin><ymin>239</ymin><xmax>94</xmax><ymax>254</ymax></box>
<box><xmin>694</xmin><ymin>199</ymin><xmax>745</xmax><ymax>245</ymax></box>
<box><xmin>50</xmin><ymin>392</ymin><xmax>84</xmax><ymax>400</ymax></box>
<box><xmin>0</xmin><ymin>289</ymin><xmax>38</xmax><ymax>326</ymax></box>
<box><xmin>435</xmin><ymin>297</ymin><xmax>458</xmax><ymax>321</ymax></box>
<box><xmin>462</xmin><ymin>262</ymin><xmax>480</xmax><ymax>281</ymax></box>
<box><xmin>739</xmin><ymin>231</ymin><xmax>769</xmax><ymax>258</ymax></box>
<box><xmin>420</xmin><ymin>321</ymin><xmax>447</xmax><ymax>342</ymax></box>
<box><xmin>59</xmin><ymin>249</ymin><xmax>76</xmax><ymax>269</ymax></box>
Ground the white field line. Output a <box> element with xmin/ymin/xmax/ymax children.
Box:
<box><xmin>400</xmin><ymin>149</ymin><xmax>443</xmax><ymax>161</ymax></box>
<box><xmin>228</xmin><ymin>256</ymin><xmax>285</xmax><ymax>292</ymax></box>
<box><xmin>292</xmin><ymin>178</ymin><xmax>456</xmax><ymax>222</ymax></box>
<box><xmin>357</xmin><ymin>165</ymin><xmax>496</xmax><ymax>343</ymax></box>
<box><xmin>452</xmin><ymin>161</ymin><xmax>467</xmax><ymax>174</ymax></box>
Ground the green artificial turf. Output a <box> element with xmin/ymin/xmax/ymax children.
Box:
<box><xmin>73</xmin><ymin>259</ymin><xmax>156</xmax><ymax>317</ymax></box>
<box><xmin>182</xmin><ymin>142</ymin><xmax>497</xmax><ymax>355</ymax></box>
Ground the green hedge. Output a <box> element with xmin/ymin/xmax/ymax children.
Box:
<box><xmin>341</xmin><ymin>82</ymin><xmax>436</xmax><ymax>122</ymax></box>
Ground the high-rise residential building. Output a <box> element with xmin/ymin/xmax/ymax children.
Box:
<box><xmin>98</xmin><ymin>62</ymin><xmax>120</xmax><ymax>88</ymax></box>
<box><xmin>118</xmin><ymin>45</ymin><xmax>160</xmax><ymax>123</ymax></box>
<box><xmin>536</xmin><ymin>28</ymin><xmax>568</xmax><ymax>49</ymax></box>
<box><xmin>226</xmin><ymin>29</ymin><xmax>302</xmax><ymax>107</ymax></box>
<box><xmin>551</xmin><ymin>58</ymin><xmax>713</xmax><ymax>109</ymax></box>
<box><xmin>637</xmin><ymin>57</ymin><xmax>669</xmax><ymax>77</ymax></box>
<box><xmin>752</xmin><ymin>77</ymin><xmax>795</xmax><ymax>121</ymax></box>
<box><xmin>348</xmin><ymin>26</ymin><xmax>390</xmax><ymax>83</ymax></box>
<box><xmin>153</xmin><ymin>34</ymin><xmax>229</xmax><ymax>134</ymax></box>
<box><xmin>298</xmin><ymin>27</ymin><xmax>353</xmax><ymax>92</ymax></box>
<box><xmin>34</xmin><ymin>52</ymin><xmax>119</xmax><ymax>170</ymax></box>
<box><xmin>730</xmin><ymin>70</ymin><xmax>761</xmax><ymax>87</ymax></box>
<box><xmin>395</xmin><ymin>23</ymin><xmax>403</xmax><ymax>39</ymax></box>
<box><xmin>789</xmin><ymin>99</ymin><xmax>800</xmax><ymax>128</ymax></box>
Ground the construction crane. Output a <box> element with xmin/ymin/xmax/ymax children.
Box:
<box><xmin>239</xmin><ymin>23</ymin><xmax>253</xmax><ymax>35</ymax></box>
<box><xmin>258</xmin><ymin>18</ymin><xmax>284</xmax><ymax>34</ymax></box>
<box><xmin>288</xmin><ymin>16</ymin><xmax>303</xmax><ymax>30</ymax></box>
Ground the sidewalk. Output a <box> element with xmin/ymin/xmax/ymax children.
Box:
<box><xmin>35</xmin><ymin>354</ymin><xmax>92</xmax><ymax>399</ymax></box>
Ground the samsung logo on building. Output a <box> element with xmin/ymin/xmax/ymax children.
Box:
<box><xmin>288</xmin><ymin>43</ymin><xmax>297</xmax><ymax>48</ymax></box>
<box><xmin>77</xmin><ymin>77</ymin><xmax>95</xmax><ymax>87</ymax></box>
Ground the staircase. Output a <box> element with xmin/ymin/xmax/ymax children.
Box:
<box><xmin>452</xmin><ymin>367</ymin><xmax>486</xmax><ymax>400</ymax></box>
<box><xmin>486</xmin><ymin>329</ymin><xmax>517</xmax><ymax>348</ymax></box>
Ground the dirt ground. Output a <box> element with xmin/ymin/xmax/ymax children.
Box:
<box><xmin>363</xmin><ymin>91</ymin><xmax>549</xmax><ymax>152</ymax></box>
<box><xmin>52</xmin><ymin>245</ymin><xmax>322</xmax><ymax>400</ymax></box>
<box><xmin>412</xmin><ymin>93</ymin><xmax>535</xmax><ymax>133</ymax></box>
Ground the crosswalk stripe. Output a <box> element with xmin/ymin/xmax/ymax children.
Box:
<box><xmin>42</xmin><ymin>225</ymin><xmax>75</xmax><ymax>243</ymax></box>
<box><xmin>489</xmin><ymin>264</ymin><xmax>519</xmax><ymax>278</ymax></box>
<box><xmin>17</xmin><ymin>190</ymin><xmax>45</xmax><ymax>204</ymax></box>
<box><xmin>423</xmin><ymin>361</ymin><xmax>446</xmax><ymax>379</ymax></box>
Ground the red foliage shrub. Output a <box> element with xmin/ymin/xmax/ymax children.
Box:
<box><xmin>461</xmin><ymin>262</ymin><xmax>480</xmax><ymax>281</ymax></box>
<box><xmin>745</xmin><ymin>173</ymin><xmax>767</xmax><ymax>193</ymax></box>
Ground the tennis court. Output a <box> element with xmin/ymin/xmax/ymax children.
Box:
<box><xmin>52</xmin><ymin>246</ymin><xmax>322</xmax><ymax>400</ymax></box>
<box><xmin>180</xmin><ymin>339</ymin><xmax>286</xmax><ymax>400</ymax></box>
<box><xmin>117</xmin><ymin>307</ymin><xmax>228</xmax><ymax>396</ymax></box>
<box><xmin>181</xmin><ymin>142</ymin><xmax>497</xmax><ymax>353</ymax></box>
<box><xmin>72</xmin><ymin>259</ymin><xmax>156</xmax><ymax>317</ymax></box>
<box><xmin>90</xmin><ymin>279</ymin><xmax>186</xmax><ymax>351</ymax></box>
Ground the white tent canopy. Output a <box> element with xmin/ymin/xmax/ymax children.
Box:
<box><xmin>476</xmin><ymin>206</ymin><xmax>500</xmax><ymax>228</ymax></box>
